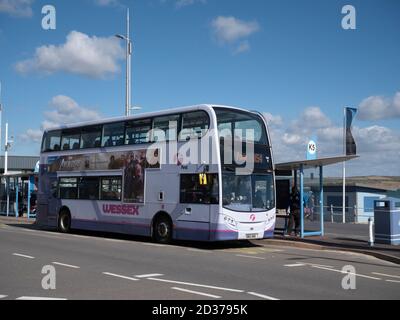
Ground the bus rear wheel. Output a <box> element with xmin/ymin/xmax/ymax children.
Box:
<box><xmin>153</xmin><ymin>215</ymin><xmax>172</xmax><ymax>244</ymax></box>
<box><xmin>58</xmin><ymin>210</ymin><xmax>71</xmax><ymax>233</ymax></box>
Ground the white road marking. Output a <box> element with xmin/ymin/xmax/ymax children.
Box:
<box><xmin>16</xmin><ymin>296</ymin><xmax>67</xmax><ymax>300</ymax></box>
<box><xmin>147</xmin><ymin>278</ymin><xmax>244</xmax><ymax>293</ymax></box>
<box><xmin>306</xmin><ymin>263</ymin><xmax>334</xmax><ymax>269</ymax></box>
<box><xmin>142</xmin><ymin>243</ymin><xmax>166</xmax><ymax>247</ymax></box>
<box><xmin>12</xmin><ymin>253</ymin><xmax>34</xmax><ymax>259</ymax></box>
<box><xmin>236</xmin><ymin>255</ymin><xmax>266</xmax><ymax>260</ymax></box>
<box><xmin>171</xmin><ymin>287</ymin><xmax>221</xmax><ymax>299</ymax></box>
<box><xmin>372</xmin><ymin>272</ymin><xmax>400</xmax><ymax>279</ymax></box>
<box><xmin>259</xmin><ymin>248</ymin><xmax>283</xmax><ymax>253</ymax></box>
<box><xmin>102</xmin><ymin>272</ymin><xmax>139</xmax><ymax>281</ymax></box>
<box><xmin>284</xmin><ymin>263</ymin><xmax>306</xmax><ymax>267</ymax></box>
<box><xmin>312</xmin><ymin>266</ymin><xmax>382</xmax><ymax>280</ymax></box>
<box><xmin>386</xmin><ymin>280</ymin><xmax>400</xmax><ymax>284</ymax></box>
<box><xmin>0</xmin><ymin>295</ymin><xmax>8</xmax><ymax>299</ymax></box>
<box><xmin>52</xmin><ymin>262</ymin><xmax>80</xmax><ymax>269</ymax></box>
<box><xmin>186</xmin><ymin>248</ymin><xmax>209</xmax><ymax>253</ymax></box>
<box><xmin>247</xmin><ymin>292</ymin><xmax>280</xmax><ymax>301</ymax></box>
<box><xmin>135</xmin><ymin>274</ymin><xmax>164</xmax><ymax>278</ymax></box>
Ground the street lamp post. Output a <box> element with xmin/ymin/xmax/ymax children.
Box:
<box><xmin>116</xmin><ymin>9</ymin><xmax>133</xmax><ymax>117</ymax></box>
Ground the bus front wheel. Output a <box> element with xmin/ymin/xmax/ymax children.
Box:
<box><xmin>153</xmin><ymin>215</ymin><xmax>172</xmax><ymax>244</ymax></box>
<box><xmin>58</xmin><ymin>209</ymin><xmax>71</xmax><ymax>233</ymax></box>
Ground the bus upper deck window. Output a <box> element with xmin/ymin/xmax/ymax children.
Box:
<box><xmin>61</xmin><ymin>130</ymin><xmax>81</xmax><ymax>151</ymax></box>
<box><xmin>102</xmin><ymin>122</ymin><xmax>125</xmax><ymax>147</ymax></box>
<box><xmin>81</xmin><ymin>126</ymin><xmax>102</xmax><ymax>149</ymax></box>
<box><xmin>153</xmin><ymin>115</ymin><xmax>180</xmax><ymax>142</ymax></box>
<box><xmin>125</xmin><ymin>119</ymin><xmax>152</xmax><ymax>145</ymax></box>
<box><xmin>179</xmin><ymin>111</ymin><xmax>210</xmax><ymax>141</ymax></box>
<box><xmin>42</xmin><ymin>130</ymin><xmax>61</xmax><ymax>152</ymax></box>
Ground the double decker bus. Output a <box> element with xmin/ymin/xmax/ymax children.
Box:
<box><xmin>37</xmin><ymin>105</ymin><xmax>276</xmax><ymax>243</ymax></box>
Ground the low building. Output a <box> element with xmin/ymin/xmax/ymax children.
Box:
<box><xmin>0</xmin><ymin>156</ymin><xmax>39</xmax><ymax>174</ymax></box>
<box><xmin>323</xmin><ymin>176</ymin><xmax>400</xmax><ymax>223</ymax></box>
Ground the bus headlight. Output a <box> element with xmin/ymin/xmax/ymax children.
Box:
<box><xmin>224</xmin><ymin>215</ymin><xmax>237</xmax><ymax>228</ymax></box>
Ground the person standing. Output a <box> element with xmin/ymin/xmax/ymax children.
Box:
<box><xmin>287</xmin><ymin>186</ymin><xmax>301</xmax><ymax>236</ymax></box>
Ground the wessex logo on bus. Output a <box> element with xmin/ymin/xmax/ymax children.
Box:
<box><xmin>102</xmin><ymin>204</ymin><xmax>140</xmax><ymax>216</ymax></box>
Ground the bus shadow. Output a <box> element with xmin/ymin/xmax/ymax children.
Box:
<box><xmin>6</xmin><ymin>222</ymin><xmax>261</xmax><ymax>251</ymax></box>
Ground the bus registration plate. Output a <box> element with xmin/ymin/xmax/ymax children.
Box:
<box><xmin>246</xmin><ymin>233</ymin><xmax>258</xmax><ymax>239</ymax></box>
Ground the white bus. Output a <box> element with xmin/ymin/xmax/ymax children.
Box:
<box><xmin>37</xmin><ymin>105</ymin><xmax>276</xmax><ymax>243</ymax></box>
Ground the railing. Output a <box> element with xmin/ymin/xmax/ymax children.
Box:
<box><xmin>277</xmin><ymin>205</ymin><xmax>375</xmax><ymax>225</ymax></box>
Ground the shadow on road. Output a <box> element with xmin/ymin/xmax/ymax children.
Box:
<box><xmin>4</xmin><ymin>221</ymin><xmax>261</xmax><ymax>251</ymax></box>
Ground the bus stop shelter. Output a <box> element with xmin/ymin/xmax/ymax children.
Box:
<box><xmin>0</xmin><ymin>172</ymin><xmax>38</xmax><ymax>219</ymax></box>
<box><xmin>275</xmin><ymin>155</ymin><xmax>358</xmax><ymax>238</ymax></box>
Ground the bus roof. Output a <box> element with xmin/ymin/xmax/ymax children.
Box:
<box><xmin>43</xmin><ymin>104</ymin><xmax>258</xmax><ymax>133</ymax></box>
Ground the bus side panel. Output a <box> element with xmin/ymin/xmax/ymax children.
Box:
<box><xmin>65</xmin><ymin>200</ymin><xmax>151</xmax><ymax>237</ymax></box>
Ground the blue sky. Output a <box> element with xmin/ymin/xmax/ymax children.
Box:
<box><xmin>0</xmin><ymin>0</ymin><xmax>399</xmax><ymax>176</ymax></box>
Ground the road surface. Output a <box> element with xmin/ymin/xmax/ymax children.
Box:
<box><xmin>0</xmin><ymin>222</ymin><xmax>399</xmax><ymax>300</ymax></box>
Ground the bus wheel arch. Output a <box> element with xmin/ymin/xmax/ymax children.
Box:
<box><xmin>152</xmin><ymin>212</ymin><xmax>173</xmax><ymax>244</ymax></box>
<box><xmin>58</xmin><ymin>207</ymin><xmax>72</xmax><ymax>233</ymax></box>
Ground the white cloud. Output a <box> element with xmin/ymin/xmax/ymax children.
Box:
<box><xmin>15</xmin><ymin>31</ymin><xmax>124</xmax><ymax>79</ymax></box>
<box><xmin>266</xmin><ymin>106</ymin><xmax>400</xmax><ymax>176</ymax></box>
<box><xmin>263</xmin><ymin>112</ymin><xmax>283</xmax><ymax>127</ymax></box>
<box><xmin>0</xmin><ymin>0</ymin><xmax>34</xmax><ymax>17</ymax></box>
<box><xmin>20</xmin><ymin>95</ymin><xmax>101</xmax><ymax>143</ymax></box>
<box><xmin>160</xmin><ymin>0</ymin><xmax>206</xmax><ymax>8</ymax></box>
<box><xmin>299</xmin><ymin>106</ymin><xmax>331</xmax><ymax>128</ymax></box>
<box><xmin>211</xmin><ymin>16</ymin><xmax>260</xmax><ymax>54</ymax></box>
<box><xmin>20</xmin><ymin>129</ymin><xmax>43</xmax><ymax>143</ymax></box>
<box><xmin>93</xmin><ymin>0</ymin><xmax>121</xmax><ymax>7</ymax></box>
<box><xmin>358</xmin><ymin>91</ymin><xmax>400</xmax><ymax>121</ymax></box>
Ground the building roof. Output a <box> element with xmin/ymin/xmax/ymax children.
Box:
<box><xmin>322</xmin><ymin>176</ymin><xmax>400</xmax><ymax>192</ymax></box>
<box><xmin>0</xmin><ymin>156</ymin><xmax>39</xmax><ymax>172</ymax></box>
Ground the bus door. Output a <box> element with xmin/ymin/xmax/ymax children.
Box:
<box><xmin>179</xmin><ymin>174</ymin><xmax>219</xmax><ymax>240</ymax></box>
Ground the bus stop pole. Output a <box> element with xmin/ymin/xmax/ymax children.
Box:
<box><xmin>6</xmin><ymin>177</ymin><xmax>10</xmax><ymax>217</ymax></box>
<box><xmin>320</xmin><ymin>165</ymin><xmax>324</xmax><ymax>236</ymax></box>
<box><xmin>27</xmin><ymin>177</ymin><xmax>31</xmax><ymax>219</ymax></box>
<box><xmin>300</xmin><ymin>164</ymin><xmax>304</xmax><ymax>238</ymax></box>
<box><xmin>15</xmin><ymin>179</ymin><xmax>19</xmax><ymax>219</ymax></box>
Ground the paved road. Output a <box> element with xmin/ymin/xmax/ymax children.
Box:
<box><xmin>0</xmin><ymin>222</ymin><xmax>399</xmax><ymax>300</ymax></box>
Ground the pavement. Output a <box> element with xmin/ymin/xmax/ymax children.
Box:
<box><xmin>273</xmin><ymin>219</ymin><xmax>400</xmax><ymax>265</ymax></box>
<box><xmin>0</xmin><ymin>216</ymin><xmax>399</xmax><ymax>300</ymax></box>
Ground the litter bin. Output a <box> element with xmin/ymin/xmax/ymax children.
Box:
<box><xmin>374</xmin><ymin>198</ymin><xmax>400</xmax><ymax>246</ymax></box>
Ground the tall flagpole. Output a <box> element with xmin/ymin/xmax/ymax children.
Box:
<box><xmin>342</xmin><ymin>107</ymin><xmax>346</xmax><ymax>224</ymax></box>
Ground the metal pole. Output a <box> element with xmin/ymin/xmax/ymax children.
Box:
<box><xmin>125</xmin><ymin>8</ymin><xmax>132</xmax><ymax>117</ymax></box>
<box><xmin>27</xmin><ymin>178</ymin><xmax>31</xmax><ymax>219</ymax></box>
<box><xmin>0</xmin><ymin>81</ymin><xmax>2</xmax><ymax>154</ymax></box>
<box><xmin>15</xmin><ymin>178</ymin><xmax>18</xmax><ymax>219</ymax></box>
<box><xmin>368</xmin><ymin>217</ymin><xmax>374</xmax><ymax>247</ymax></box>
<box><xmin>5</xmin><ymin>122</ymin><xmax>9</xmax><ymax>217</ymax></box>
<box><xmin>6</xmin><ymin>177</ymin><xmax>9</xmax><ymax>217</ymax></box>
<box><xmin>342</xmin><ymin>107</ymin><xmax>346</xmax><ymax>224</ymax></box>
<box><xmin>4</xmin><ymin>122</ymin><xmax>8</xmax><ymax>175</ymax></box>
<box><xmin>300</xmin><ymin>164</ymin><xmax>304</xmax><ymax>238</ymax></box>
<box><xmin>320</xmin><ymin>165</ymin><xmax>324</xmax><ymax>236</ymax></box>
